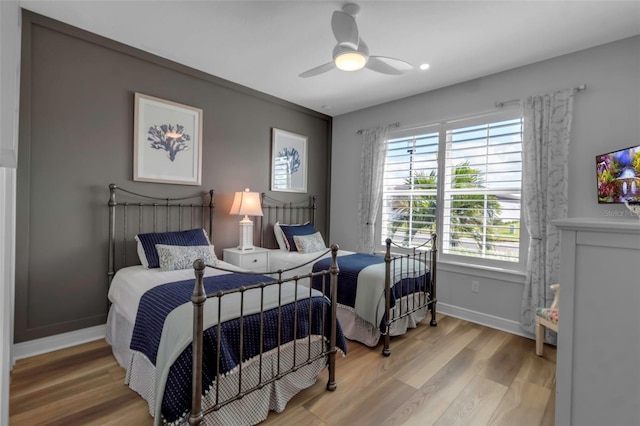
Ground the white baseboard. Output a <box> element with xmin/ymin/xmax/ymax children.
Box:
<box><xmin>438</xmin><ymin>302</ymin><xmax>533</xmax><ymax>339</ymax></box>
<box><xmin>9</xmin><ymin>304</ymin><xmax>530</xmax><ymax>363</ymax></box>
<box><xmin>12</xmin><ymin>324</ymin><xmax>106</xmax><ymax>365</ymax></box>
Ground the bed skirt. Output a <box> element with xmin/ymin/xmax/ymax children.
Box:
<box><xmin>337</xmin><ymin>295</ymin><xmax>428</xmax><ymax>347</ymax></box>
<box><xmin>106</xmin><ymin>305</ymin><xmax>328</xmax><ymax>425</ymax></box>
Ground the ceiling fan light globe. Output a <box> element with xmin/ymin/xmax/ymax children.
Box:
<box><xmin>334</xmin><ymin>51</ymin><xmax>367</xmax><ymax>71</ymax></box>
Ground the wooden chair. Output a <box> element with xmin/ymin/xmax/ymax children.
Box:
<box><xmin>535</xmin><ymin>284</ymin><xmax>559</xmax><ymax>356</ymax></box>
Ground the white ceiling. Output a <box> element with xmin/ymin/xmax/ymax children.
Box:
<box><xmin>20</xmin><ymin>0</ymin><xmax>640</xmax><ymax>116</ymax></box>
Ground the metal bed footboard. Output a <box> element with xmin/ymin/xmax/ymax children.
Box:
<box><xmin>382</xmin><ymin>234</ymin><xmax>438</xmax><ymax>356</ymax></box>
<box><xmin>188</xmin><ymin>246</ymin><xmax>340</xmax><ymax>425</ymax></box>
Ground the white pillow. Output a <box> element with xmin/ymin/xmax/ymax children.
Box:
<box><xmin>273</xmin><ymin>222</ymin><xmax>288</xmax><ymax>251</ymax></box>
<box><xmin>293</xmin><ymin>232</ymin><xmax>327</xmax><ymax>254</ymax></box>
<box><xmin>135</xmin><ymin>236</ymin><xmax>149</xmax><ymax>268</ymax></box>
<box><xmin>156</xmin><ymin>244</ymin><xmax>217</xmax><ymax>272</ymax></box>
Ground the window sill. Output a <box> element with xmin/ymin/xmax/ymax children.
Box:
<box><xmin>437</xmin><ymin>259</ymin><xmax>526</xmax><ymax>284</ymax></box>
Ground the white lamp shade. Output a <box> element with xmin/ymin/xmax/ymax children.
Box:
<box><xmin>229</xmin><ymin>189</ymin><xmax>263</xmax><ymax>217</ymax></box>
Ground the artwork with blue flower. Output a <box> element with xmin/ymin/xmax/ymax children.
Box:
<box><xmin>271</xmin><ymin>128</ymin><xmax>307</xmax><ymax>192</ymax></box>
<box><xmin>148</xmin><ymin>124</ymin><xmax>191</xmax><ymax>162</ymax></box>
<box><xmin>278</xmin><ymin>147</ymin><xmax>301</xmax><ymax>175</ymax></box>
<box><xmin>134</xmin><ymin>93</ymin><xmax>203</xmax><ymax>185</ymax></box>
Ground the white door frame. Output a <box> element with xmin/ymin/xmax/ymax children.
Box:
<box><xmin>0</xmin><ymin>169</ymin><xmax>16</xmax><ymax>426</ymax></box>
<box><xmin>1</xmin><ymin>1</ymin><xmax>21</xmax><ymax>424</ymax></box>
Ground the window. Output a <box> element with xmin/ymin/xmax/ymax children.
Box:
<box><xmin>380</xmin><ymin>112</ymin><xmax>525</xmax><ymax>269</ymax></box>
<box><xmin>381</xmin><ymin>127</ymin><xmax>439</xmax><ymax>248</ymax></box>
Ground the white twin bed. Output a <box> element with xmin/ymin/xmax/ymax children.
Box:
<box><xmin>105</xmin><ymin>185</ymin><xmax>344</xmax><ymax>425</ymax></box>
<box><xmin>260</xmin><ymin>193</ymin><xmax>438</xmax><ymax>355</ymax></box>
<box><xmin>106</xmin><ymin>264</ymin><xmax>333</xmax><ymax>425</ymax></box>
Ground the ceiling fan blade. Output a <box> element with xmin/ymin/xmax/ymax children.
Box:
<box><xmin>331</xmin><ymin>10</ymin><xmax>359</xmax><ymax>49</ymax></box>
<box><xmin>298</xmin><ymin>62</ymin><xmax>336</xmax><ymax>78</ymax></box>
<box><xmin>366</xmin><ymin>56</ymin><xmax>413</xmax><ymax>75</ymax></box>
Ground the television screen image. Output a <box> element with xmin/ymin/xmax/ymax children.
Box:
<box><xmin>596</xmin><ymin>144</ymin><xmax>640</xmax><ymax>203</ymax></box>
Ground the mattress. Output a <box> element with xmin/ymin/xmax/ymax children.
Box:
<box><xmin>108</xmin><ymin>262</ymin><xmax>243</xmax><ymax>324</ymax></box>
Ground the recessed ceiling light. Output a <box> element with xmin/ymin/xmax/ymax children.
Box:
<box><xmin>419</xmin><ymin>63</ymin><xmax>430</xmax><ymax>70</ymax></box>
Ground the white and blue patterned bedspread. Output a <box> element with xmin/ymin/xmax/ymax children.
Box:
<box><xmin>131</xmin><ymin>273</ymin><xmax>347</xmax><ymax>424</ymax></box>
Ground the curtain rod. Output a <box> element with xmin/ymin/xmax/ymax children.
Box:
<box><xmin>356</xmin><ymin>122</ymin><xmax>400</xmax><ymax>134</ymax></box>
<box><xmin>495</xmin><ymin>84</ymin><xmax>587</xmax><ymax>108</ymax></box>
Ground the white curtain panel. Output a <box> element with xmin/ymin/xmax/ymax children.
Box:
<box><xmin>520</xmin><ymin>89</ymin><xmax>574</xmax><ymax>339</ymax></box>
<box><xmin>357</xmin><ymin>125</ymin><xmax>389</xmax><ymax>253</ymax></box>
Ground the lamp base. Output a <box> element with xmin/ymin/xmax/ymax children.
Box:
<box><xmin>237</xmin><ymin>216</ymin><xmax>255</xmax><ymax>251</ymax></box>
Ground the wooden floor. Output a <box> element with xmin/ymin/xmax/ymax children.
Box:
<box><xmin>9</xmin><ymin>315</ymin><xmax>556</xmax><ymax>425</ymax></box>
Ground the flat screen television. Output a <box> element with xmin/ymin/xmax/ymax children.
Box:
<box><xmin>596</xmin><ymin>145</ymin><xmax>640</xmax><ymax>203</ymax></box>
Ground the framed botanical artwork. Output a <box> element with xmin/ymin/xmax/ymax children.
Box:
<box><xmin>271</xmin><ymin>128</ymin><xmax>308</xmax><ymax>193</ymax></box>
<box><xmin>133</xmin><ymin>93</ymin><xmax>203</xmax><ymax>185</ymax></box>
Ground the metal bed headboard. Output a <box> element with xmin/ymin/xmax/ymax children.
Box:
<box><xmin>107</xmin><ymin>183</ymin><xmax>215</xmax><ymax>285</ymax></box>
<box><xmin>259</xmin><ymin>192</ymin><xmax>317</xmax><ymax>249</ymax></box>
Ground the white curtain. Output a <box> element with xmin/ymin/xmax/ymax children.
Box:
<box><xmin>357</xmin><ymin>126</ymin><xmax>389</xmax><ymax>253</ymax></box>
<box><xmin>520</xmin><ymin>89</ymin><xmax>574</xmax><ymax>339</ymax></box>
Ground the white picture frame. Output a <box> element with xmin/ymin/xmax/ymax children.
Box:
<box><xmin>271</xmin><ymin>128</ymin><xmax>308</xmax><ymax>193</ymax></box>
<box><xmin>133</xmin><ymin>93</ymin><xmax>203</xmax><ymax>185</ymax></box>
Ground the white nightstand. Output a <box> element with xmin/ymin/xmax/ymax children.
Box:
<box><xmin>222</xmin><ymin>247</ymin><xmax>270</xmax><ymax>272</ymax></box>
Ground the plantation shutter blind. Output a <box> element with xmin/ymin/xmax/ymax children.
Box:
<box><xmin>441</xmin><ymin>117</ymin><xmax>523</xmax><ymax>262</ymax></box>
<box><xmin>381</xmin><ymin>130</ymin><xmax>439</xmax><ymax>247</ymax></box>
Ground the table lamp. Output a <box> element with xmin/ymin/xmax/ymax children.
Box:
<box><xmin>229</xmin><ymin>188</ymin><xmax>263</xmax><ymax>250</ymax></box>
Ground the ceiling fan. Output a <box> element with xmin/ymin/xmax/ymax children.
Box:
<box><xmin>299</xmin><ymin>3</ymin><xmax>413</xmax><ymax>78</ymax></box>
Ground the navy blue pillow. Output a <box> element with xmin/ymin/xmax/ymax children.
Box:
<box><xmin>136</xmin><ymin>228</ymin><xmax>210</xmax><ymax>269</ymax></box>
<box><xmin>280</xmin><ymin>223</ymin><xmax>317</xmax><ymax>252</ymax></box>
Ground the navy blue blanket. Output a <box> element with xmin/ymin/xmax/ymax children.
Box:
<box><xmin>312</xmin><ymin>253</ymin><xmax>384</xmax><ymax>307</ymax></box>
<box><xmin>312</xmin><ymin>253</ymin><xmax>430</xmax><ymax>331</ymax></box>
<box><xmin>130</xmin><ymin>273</ymin><xmax>347</xmax><ymax>424</ymax></box>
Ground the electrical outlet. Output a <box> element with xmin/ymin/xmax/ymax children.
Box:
<box><xmin>471</xmin><ymin>280</ymin><xmax>479</xmax><ymax>293</ymax></box>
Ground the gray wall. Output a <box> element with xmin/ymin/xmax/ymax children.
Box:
<box><xmin>15</xmin><ymin>12</ymin><xmax>332</xmax><ymax>343</ymax></box>
<box><xmin>331</xmin><ymin>36</ymin><xmax>640</xmax><ymax>328</ymax></box>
